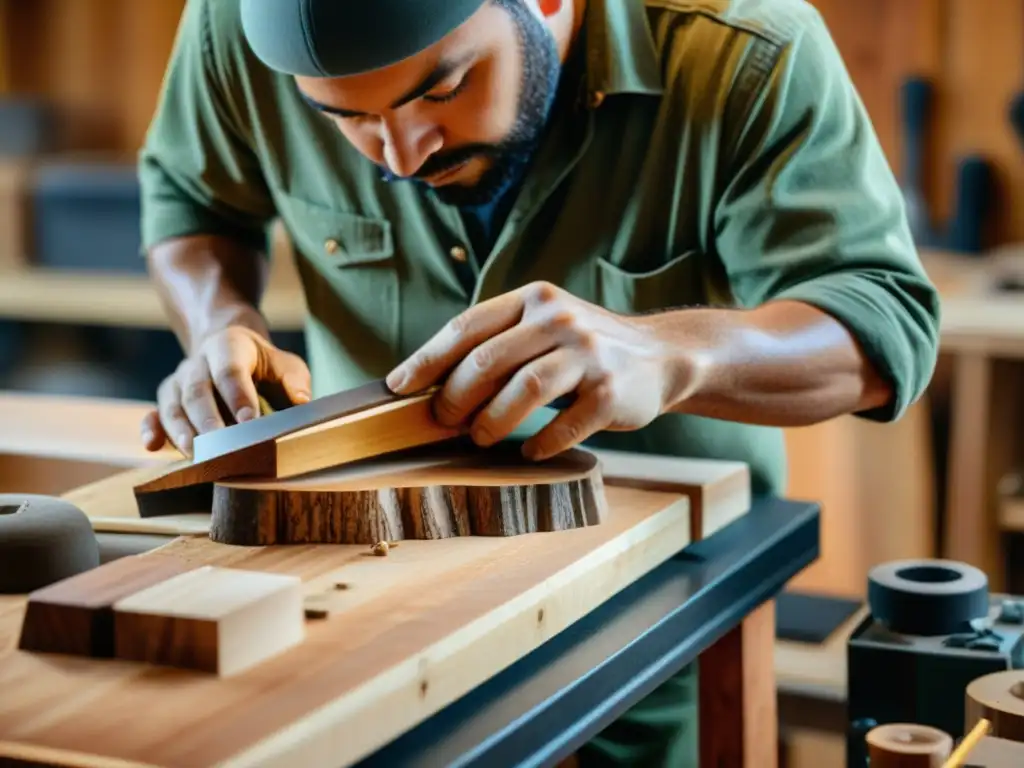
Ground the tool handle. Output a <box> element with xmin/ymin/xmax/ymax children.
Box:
<box><xmin>945</xmin><ymin>155</ymin><xmax>994</xmax><ymax>255</ymax></box>
<box><xmin>900</xmin><ymin>77</ymin><xmax>932</xmax><ymax>181</ymax></box>
<box><xmin>1010</xmin><ymin>91</ymin><xmax>1024</xmax><ymax>151</ymax></box>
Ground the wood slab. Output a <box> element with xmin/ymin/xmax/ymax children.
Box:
<box><xmin>209</xmin><ymin>441</ymin><xmax>606</xmax><ymax>546</ymax></box>
<box><xmin>63</xmin><ymin>446</ymin><xmax>752</xmax><ymax>544</ymax></box>
<box><xmin>113</xmin><ymin>566</ymin><xmax>305</xmax><ymax>677</ymax></box>
<box><xmin>0</xmin><ymin>483</ymin><xmax>695</xmax><ymax>768</ymax></box>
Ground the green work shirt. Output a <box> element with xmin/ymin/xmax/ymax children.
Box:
<box><xmin>139</xmin><ymin>1</ymin><xmax>939</xmax><ymax>763</ymax></box>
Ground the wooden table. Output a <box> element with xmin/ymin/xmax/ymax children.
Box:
<box><xmin>925</xmin><ymin>247</ymin><xmax>1024</xmax><ymax>590</ymax></box>
<box><xmin>0</xmin><ymin>392</ymin><xmax>820</xmax><ymax>767</ymax></box>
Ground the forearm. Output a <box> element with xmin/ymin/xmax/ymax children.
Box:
<box><xmin>650</xmin><ymin>299</ymin><xmax>893</xmax><ymax>427</ymax></box>
<box><xmin>146</xmin><ymin>234</ymin><xmax>270</xmax><ymax>355</ymax></box>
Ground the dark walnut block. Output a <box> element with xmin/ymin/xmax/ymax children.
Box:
<box><xmin>210</xmin><ymin>439</ymin><xmax>608</xmax><ymax>546</ymax></box>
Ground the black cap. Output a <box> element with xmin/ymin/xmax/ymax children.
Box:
<box><xmin>240</xmin><ymin>0</ymin><xmax>489</xmax><ymax>77</ymax></box>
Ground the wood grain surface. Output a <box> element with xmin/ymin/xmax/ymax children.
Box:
<box><xmin>0</xmin><ymin>483</ymin><xmax>698</xmax><ymax>768</ymax></box>
<box><xmin>18</xmin><ymin>554</ymin><xmax>194</xmax><ymax>658</ymax></box>
<box><xmin>210</xmin><ymin>441</ymin><xmax>607</xmax><ymax>545</ymax></box>
<box><xmin>113</xmin><ymin>566</ymin><xmax>306</xmax><ymax>677</ymax></box>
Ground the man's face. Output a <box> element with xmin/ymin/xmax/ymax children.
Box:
<box><xmin>295</xmin><ymin>0</ymin><xmax>563</xmax><ymax>207</ymax></box>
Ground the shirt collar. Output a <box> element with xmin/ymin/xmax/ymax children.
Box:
<box><xmin>583</xmin><ymin>0</ymin><xmax>665</xmax><ymax>101</ymax></box>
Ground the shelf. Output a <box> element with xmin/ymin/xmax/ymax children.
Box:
<box><xmin>0</xmin><ymin>266</ymin><xmax>307</xmax><ymax>331</ymax></box>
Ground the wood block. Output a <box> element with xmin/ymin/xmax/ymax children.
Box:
<box><xmin>132</xmin><ymin>392</ymin><xmax>459</xmax><ymax>517</ymax></box>
<box><xmin>209</xmin><ymin>440</ymin><xmax>606</xmax><ymax>546</ymax></box>
<box><xmin>591</xmin><ymin>449</ymin><xmax>750</xmax><ymax>539</ymax></box>
<box><xmin>18</xmin><ymin>554</ymin><xmax>193</xmax><ymax>658</ymax></box>
<box><xmin>112</xmin><ymin>565</ymin><xmax>305</xmax><ymax>677</ymax></box>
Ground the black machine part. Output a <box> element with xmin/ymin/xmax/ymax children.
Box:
<box><xmin>867</xmin><ymin>559</ymin><xmax>990</xmax><ymax>636</ymax></box>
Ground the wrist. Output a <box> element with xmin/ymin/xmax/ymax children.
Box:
<box><xmin>190</xmin><ymin>303</ymin><xmax>270</xmax><ymax>353</ymax></box>
<box><xmin>632</xmin><ymin>308</ymin><xmax>728</xmax><ymax>415</ymax></box>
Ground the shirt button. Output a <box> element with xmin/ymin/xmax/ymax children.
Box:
<box><xmin>450</xmin><ymin>245</ymin><xmax>468</xmax><ymax>262</ymax></box>
<box><xmin>589</xmin><ymin>91</ymin><xmax>605</xmax><ymax>108</ymax></box>
<box><xmin>325</xmin><ymin>238</ymin><xmax>340</xmax><ymax>254</ymax></box>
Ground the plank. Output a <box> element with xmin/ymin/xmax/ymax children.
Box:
<box><xmin>0</xmin><ymin>265</ymin><xmax>305</xmax><ymax>331</ymax></box>
<box><xmin>0</xmin><ymin>393</ymin><xmax>177</xmax><ymax>468</ymax></box>
<box><xmin>591</xmin><ymin>448</ymin><xmax>750</xmax><ymax>539</ymax></box>
<box><xmin>0</xmin><ymin>484</ymin><xmax>694</xmax><ymax>768</ymax></box>
<box><xmin>64</xmin><ymin>445</ymin><xmax>752</xmax><ymax>541</ymax></box>
<box><xmin>88</xmin><ymin>514</ymin><xmax>211</xmax><ymax>536</ymax></box>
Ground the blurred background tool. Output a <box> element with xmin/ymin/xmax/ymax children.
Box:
<box><xmin>899</xmin><ymin>76</ymin><xmax>995</xmax><ymax>256</ymax></box>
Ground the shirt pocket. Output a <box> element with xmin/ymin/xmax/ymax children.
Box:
<box><xmin>277</xmin><ymin>193</ymin><xmax>400</xmax><ymax>358</ymax></box>
<box><xmin>595</xmin><ymin>250</ymin><xmax>706</xmax><ymax>315</ymax></box>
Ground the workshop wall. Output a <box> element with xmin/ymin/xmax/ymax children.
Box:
<box><xmin>0</xmin><ymin>0</ymin><xmax>185</xmax><ymax>155</ymax></box>
<box><xmin>809</xmin><ymin>0</ymin><xmax>1024</xmax><ymax>248</ymax></box>
<box><xmin>3</xmin><ymin>0</ymin><xmax>1021</xmax><ymax>249</ymax></box>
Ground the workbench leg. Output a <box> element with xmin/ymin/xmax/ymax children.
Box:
<box><xmin>943</xmin><ymin>354</ymin><xmax>1020</xmax><ymax>590</ymax></box>
<box><xmin>698</xmin><ymin>599</ymin><xmax>777</xmax><ymax>768</ymax></box>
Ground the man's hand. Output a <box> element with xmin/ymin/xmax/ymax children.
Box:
<box><xmin>140</xmin><ymin>326</ymin><xmax>312</xmax><ymax>457</ymax></box>
<box><xmin>386</xmin><ymin>282</ymin><xmax>696</xmax><ymax>460</ymax></box>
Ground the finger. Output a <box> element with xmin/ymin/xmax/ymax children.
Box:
<box><xmin>269</xmin><ymin>349</ymin><xmax>312</xmax><ymax>405</ymax></box>
<box><xmin>178</xmin><ymin>357</ymin><xmax>227</xmax><ymax>436</ymax></box>
<box><xmin>139</xmin><ymin>410</ymin><xmax>166</xmax><ymax>451</ymax></box>
<box><xmin>432</xmin><ymin>321</ymin><xmax>560</xmax><ymax>428</ymax></box>
<box><xmin>156</xmin><ymin>376</ymin><xmax>197</xmax><ymax>457</ymax></box>
<box><xmin>468</xmin><ymin>348</ymin><xmax>583</xmax><ymax>447</ymax></box>
<box><xmin>522</xmin><ymin>381</ymin><xmax>616</xmax><ymax>461</ymax></box>
<box><xmin>207</xmin><ymin>333</ymin><xmax>261</xmax><ymax>423</ymax></box>
<box><xmin>386</xmin><ymin>290</ymin><xmax>527</xmax><ymax>394</ymax></box>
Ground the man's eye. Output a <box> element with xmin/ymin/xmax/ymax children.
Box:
<box><xmin>423</xmin><ymin>74</ymin><xmax>470</xmax><ymax>104</ymax></box>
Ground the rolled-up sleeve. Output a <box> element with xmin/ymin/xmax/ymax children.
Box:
<box><xmin>711</xmin><ymin>9</ymin><xmax>941</xmax><ymax>423</ymax></box>
<box><xmin>138</xmin><ymin>0</ymin><xmax>276</xmax><ymax>254</ymax></box>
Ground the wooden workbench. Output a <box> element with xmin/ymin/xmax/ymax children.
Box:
<box><xmin>0</xmin><ymin>392</ymin><xmax>816</xmax><ymax>767</ymax></box>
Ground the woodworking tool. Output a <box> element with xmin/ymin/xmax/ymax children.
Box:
<box><xmin>898</xmin><ymin>77</ymin><xmax>996</xmax><ymax>255</ymax></box>
<box><xmin>1011</xmin><ymin>1</ymin><xmax>1024</xmax><ymax>152</ymax></box>
<box><xmin>194</xmin><ymin>378</ymin><xmax>576</xmax><ymax>465</ymax></box>
<box><xmin>846</xmin><ymin>558</ymin><xmax>1024</xmax><ymax>766</ymax></box>
<box><xmin>192</xmin><ymin>378</ymin><xmax>404</xmax><ymax>463</ymax></box>
<box><xmin>900</xmin><ymin>77</ymin><xmax>935</xmax><ymax>246</ymax></box>
<box><xmin>1011</xmin><ymin>92</ymin><xmax>1024</xmax><ymax>152</ymax></box>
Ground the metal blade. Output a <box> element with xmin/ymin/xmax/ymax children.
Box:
<box><xmin>191</xmin><ymin>378</ymin><xmax>402</xmax><ymax>463</ymax></box>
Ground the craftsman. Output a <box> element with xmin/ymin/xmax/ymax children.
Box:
<box><xmin>136</xmin><ymin>0</ymin><xmax>941</xmax><ymax>764</ymax></box>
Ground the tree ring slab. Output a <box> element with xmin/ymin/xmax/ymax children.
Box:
<box><xmin>0</xmin><ymin>494</ymin><xmax>100</xmax><ymax>593</ymax></box>
<box><xmin>209</xmin><ymin>440</ymin><xmax>608</xmax><ymax>546</ymax></box>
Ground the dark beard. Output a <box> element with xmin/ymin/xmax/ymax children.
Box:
<box><xmin>384</xmin><ymin>0</ymin><xmax>563</xmax><ymax>207</ymax></box>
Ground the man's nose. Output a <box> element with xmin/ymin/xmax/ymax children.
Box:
<box><xmin>380</xmin><ymin>116</ymin><xmax>442</xmax><ymax>179</ymax></box>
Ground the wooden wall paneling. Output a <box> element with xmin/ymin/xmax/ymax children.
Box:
<box><xmin>940</xmin><ymin>0</ymin><xmax>1024</xmax><ymax>245</ymax></box>
<box><xmin>2</xmin><ymin>0</ymin><xmax>184</xmax><ymax>154</ymax></box>
<box><xmin>808</xmin><ymin>0</ymin><xmax>945</xmax><ymax>224</ymax></box>
<box><xmin>17</xmin><ymin>0</ymin><xmax>121</xmax><ymax>151</ymax></box>
<box><xmin>0</xmin><ymin>0</ymin><xmax>10</xmax><ymax>93</ymax></box>
<box><xmin>118</xmin><ymin>0</ymin><xmax>186</xmax><ymax>153</ymax></box>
